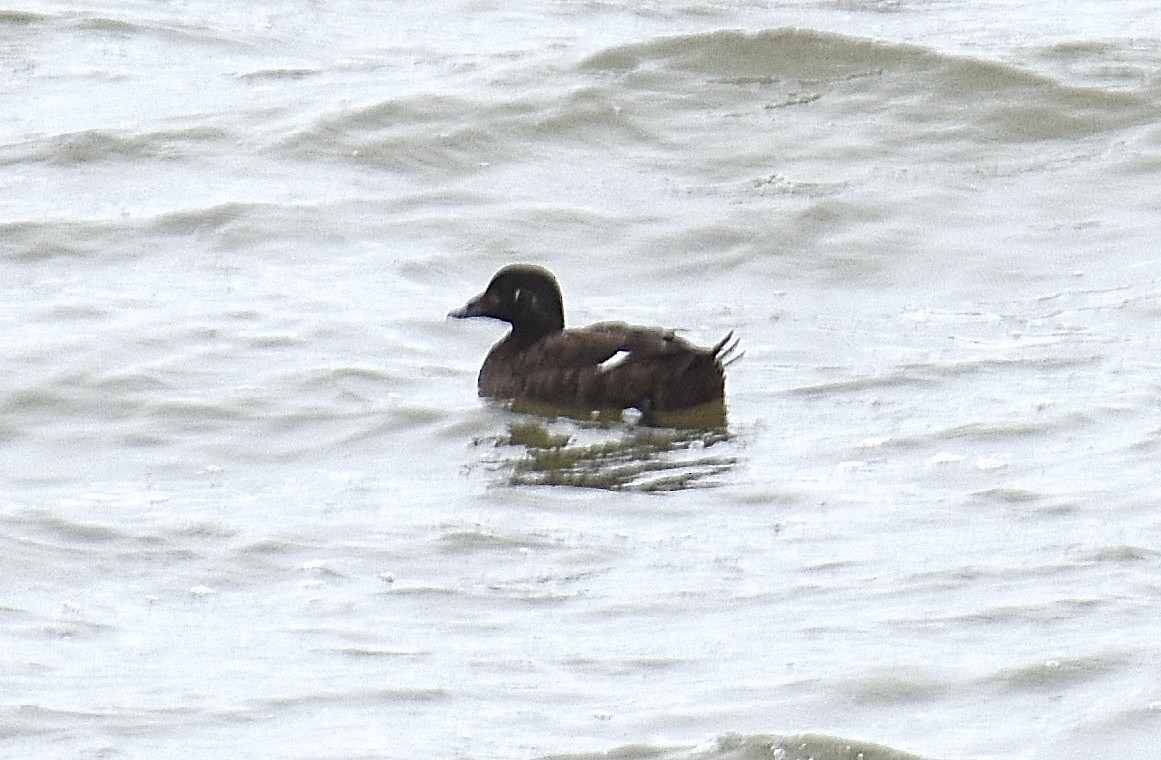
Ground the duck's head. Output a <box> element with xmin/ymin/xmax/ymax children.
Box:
<box><xmin>449</xmin><ymin>264</ymin><xmax>565</xmax><ymax>341</ymax></box>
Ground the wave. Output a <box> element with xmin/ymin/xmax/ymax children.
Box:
<box><xmin>581</xmin><ymin>27</ymin><xmax>928</xmax><ymax>81</ymax></box>
<box><xmin>7</xmin><ymin>8</ymin><xmax>254</xmax><ymax>51</ymax></box>
<box><xmin>279</xmin><ymin>88</ymin><xmax>654</xmax><ymax>175</ymax></box>
<box><xmin>580</xmin><ymin>27</ymin><xmax>1155</xmax><ymax>143</ymax></box>
<box><xmin>0</xmin><ymin>126</ymin><xmax>233</xmax><ymax>167</ymax></box>
<box><xmin>0</xmin><ymin>10</ymin><xmax>46</xmax><ymax>26</ymax></box>
<box><xmin>268</xmin><ymin>26</ymin><xmax>1158</xmax><ymax>196</ymax></box>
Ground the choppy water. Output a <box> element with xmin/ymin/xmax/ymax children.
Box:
<box><xmin>4</xmin><ymin>2</ymin><xmax>1161</xmax><ymax>758</ymax></box>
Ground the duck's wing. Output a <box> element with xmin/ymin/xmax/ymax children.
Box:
<box><xmin>513</xmin><ymin>323</ymin><xmax>734</xmax><ymax>412</ymax></box>
<box><xmin>516</xmin><ymin>322</ymin><xmax>689</xmax><ymax>366</ymax></box>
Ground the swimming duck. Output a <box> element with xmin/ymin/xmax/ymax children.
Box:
<box><xmin>450</xmin><ymin>264</ymin><xmax>736</xmax><ymax>421</ymax></box>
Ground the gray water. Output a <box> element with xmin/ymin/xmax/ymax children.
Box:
<box><xmin>3</xmin><ymin>2</ymin><xmax>1161</xmax><ymax>758</ymax></box>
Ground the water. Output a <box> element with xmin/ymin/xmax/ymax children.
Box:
<box><xmin>3</xmin><ymin>1</ymin><xmax>1161</xmax><ymax>758</ymax></box>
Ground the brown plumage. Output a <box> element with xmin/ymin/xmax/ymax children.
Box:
<box><xmin>449</xmin><ymin>264</ymin><xmax>737</xmax><ymax>420</ymax></box>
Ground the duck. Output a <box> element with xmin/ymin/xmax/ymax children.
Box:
<box><xmin>449</xmin><ymin>264</ymin><xmax>737</xmax><ymax>423</ymax></box>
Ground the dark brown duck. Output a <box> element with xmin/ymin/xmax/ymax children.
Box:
<box><xmin>450</xmin><ymin>264</ymin><xmax>737</xmax><ymax>419</ymax></box>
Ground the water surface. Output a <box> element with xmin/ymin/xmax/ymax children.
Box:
<box><xmin>3</xmin><ymin>2</ymin><xmax>1161</xmax><ymax>758</ymax></box>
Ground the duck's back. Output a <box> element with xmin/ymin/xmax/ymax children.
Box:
<box><xmin>479</xmin><ymin>321</ymin><xmax>731</xmax><ymax>413</ymax></box>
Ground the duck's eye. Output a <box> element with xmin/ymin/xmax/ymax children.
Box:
<box><xmin>514</xmin><ymin>287</ymin><xmax>537</xmax><ymax>310</ymax></box>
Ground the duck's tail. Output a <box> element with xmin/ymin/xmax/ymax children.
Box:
<box><xmin>712</xmin><ymin>331</ymin><xmax>743</xmax><ymax>368</ymax></box>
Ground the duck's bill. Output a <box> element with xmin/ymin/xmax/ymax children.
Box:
<box><xmin>448</xmin><ymin>296</ymin><xmax>484</xmax><ymax>319</ymax></box>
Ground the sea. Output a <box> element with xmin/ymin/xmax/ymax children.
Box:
<box><xmin>3</xmin><ymin>1</ymin><xmax>1161</xmax><ymax>758</ymax></box>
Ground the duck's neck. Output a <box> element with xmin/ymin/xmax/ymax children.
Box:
<box><xmin>507</xmin><ymin>322</ymin><xmax>559</xmax><ymax>349</ymax></box>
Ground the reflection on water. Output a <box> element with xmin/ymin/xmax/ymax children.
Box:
<box><xmin>704</xmin><ymin>733</ymin><xmax>933</xmax><ymax>760</ymax></box>
<box><xmin>540</xmin><ymin>732</ymin><xmax>935</xmax><ymax>760</ymax></box>
<box><xmin>475</xmin><ymin>402</ymin><xmax>736</xmax><ymax>491</ymax></box>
